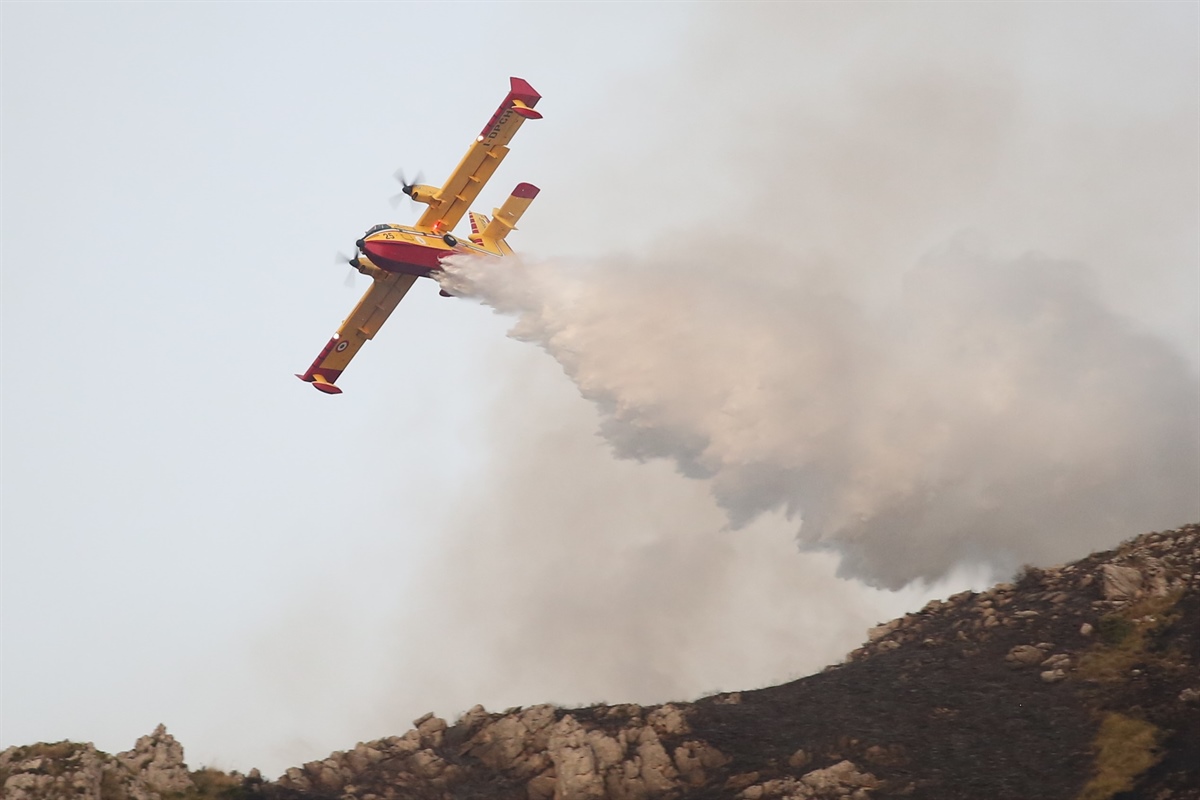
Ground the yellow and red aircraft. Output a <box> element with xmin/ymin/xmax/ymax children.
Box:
<box><xmin>297</xmin><ymin>77</ymin><xmax>543</xmax><ymax>394</ymax></box>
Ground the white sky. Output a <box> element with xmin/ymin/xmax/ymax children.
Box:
<box><xmin>3</xmin><ymin>0</ymin><xmax>1196</xmax><ymax>779</ymax></box>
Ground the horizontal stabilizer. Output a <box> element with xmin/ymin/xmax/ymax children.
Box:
<box><xmin>481</xmin><ymin>183</ymin><xmax>540</xmax><ymax>243</ymax></box>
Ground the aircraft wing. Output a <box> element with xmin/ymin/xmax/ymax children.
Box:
<box><xmin>296</xmin><ymin>272</ymin><xmax>418</xmax><ymax>393</ymax></box>
<box><xmin>416</xmin><ymin>77</ymin><xmax>542</xmax><ymax>234</ymax></box>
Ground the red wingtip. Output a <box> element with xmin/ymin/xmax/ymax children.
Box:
<box><xmin>509</xmin><ymin>77</ymin><xmax>541</xmax><ymax>107</ymax></box>
<box><xmin>512</xmin><ymin>182</ymin><xmax>540</xmax><ymax>199</ymax></box>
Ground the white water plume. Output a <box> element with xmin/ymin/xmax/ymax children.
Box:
<box><xmin>440</xmin><ymin>239</ymin><xmax>1199</xmax><ymax>589</ymax></box>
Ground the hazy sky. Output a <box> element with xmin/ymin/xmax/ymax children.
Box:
<box><xmin>3</xmin><ymin>0</ymin><xmax>1197</xmax><ymax>779</ymax></box>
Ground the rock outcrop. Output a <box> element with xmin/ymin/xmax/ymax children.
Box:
<box><xmin>0</xmin><ymin>726</ymin><xmax>200</xmax><ymax>800</ymax></box>
<box><xmin>271</xmin><ymin>702</ymin><xmax>747</xmax><ymax>800</ymax></box>
<box><xmin>118</xmin><ymin>725</ymin><xmax>195</xmax><ymax>799</ymax></box>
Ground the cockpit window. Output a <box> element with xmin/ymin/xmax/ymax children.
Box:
<box><xmin>364</xmin><ymin>223</ymin><xmax>402</xmax><ymax>236</ymax></box>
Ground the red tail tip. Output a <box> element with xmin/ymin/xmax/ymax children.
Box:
<box><xmin>512</xmin><ymin>182</ymin><xmax>540</xmax><ymax>199</ymax></box>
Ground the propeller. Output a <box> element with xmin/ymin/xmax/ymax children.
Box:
<box><xmin>335</xmin><ymin>250</ymin><xmax>359</xmax><ymax>289</ymax></box>
<box><xmin>389</xmin><ymin>168</ymin><xmax>424</xmax><ymax>209</ymax></box>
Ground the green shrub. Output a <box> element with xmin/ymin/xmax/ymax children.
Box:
<box><xmin>1077</xmin><ymin>713</ymin><xmax>1161</xmax><ymax>800</ymax></box>
<box><xmin>1076</xmin><ymin>592</ymin><xmax>1183</xmax><ymax>684</ymax></box>
<box><xmin>1097</xmin><ymin>614</ymin><xmax>1134</xmax><ymax>646</ymax></box>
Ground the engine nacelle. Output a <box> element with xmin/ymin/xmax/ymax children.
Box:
<box><xmin>406</xmin><ymin>184</ymin><xmax>440</xmax><ymax>205</ymax></box>
<box><xmin>352</xmin><ymin>256</ymin><xmax>387</xmax><ymax>280</ymax></box>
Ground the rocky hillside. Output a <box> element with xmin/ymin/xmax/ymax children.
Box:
<box><xmin>4</xmin><ymin>524</ymin><xmax>1198</xmax><ymax>800</ymax></box>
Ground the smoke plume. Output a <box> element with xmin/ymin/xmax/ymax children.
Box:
<box><xmin>379</xmin><ymin>348</ymin><xmax>971</xmax><ymax>715</ymax></box>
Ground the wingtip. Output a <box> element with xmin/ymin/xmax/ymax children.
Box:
<box><xmin>297</xmin><ymin>371</ymin><xmax>343</xmax><ymax>394</ymax></box>
<box><xmin>508</xmin><ymin>77</ymin><xmax>541</xmax><ymax>107</ymax></box>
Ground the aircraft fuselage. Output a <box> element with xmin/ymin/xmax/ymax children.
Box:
<box><xmin>355</xmin><ymin>224</ymin><xmax>498</xmax><ymax>278</ymax></box>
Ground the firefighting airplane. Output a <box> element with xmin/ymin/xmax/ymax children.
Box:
<box><xmin>297</xmin><ymin>77</ymin><xmax>543</xmax><ymax>394</ymax></box>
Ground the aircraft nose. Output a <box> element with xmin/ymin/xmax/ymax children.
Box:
<box><xmin>355</xmin><ymin>239</ymin><xmax>365</xmax><ymax>249</ymax></box>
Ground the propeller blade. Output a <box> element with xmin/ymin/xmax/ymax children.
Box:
<box><xmin>337</xmin><ymin>251</ymin><xmax>360</xmax><ymax>287</ymax></box>
<box><xmin>392</xmin><ymin>168</ymin><xmax>425</xmax><ymax>209</ymax></box>
<box><xmin>393</xmin><ymin>168</ymin><xmax>424</xmax><ymax>189</ymax></box>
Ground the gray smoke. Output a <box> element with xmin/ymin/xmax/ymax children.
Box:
<box><xmin>378</xmin><ymin>348</ymin><xmax>967</xmax><ymax>713</ymax></box>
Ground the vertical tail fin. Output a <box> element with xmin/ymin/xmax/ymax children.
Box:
<box><xmin>469</xmin><ymin>211</ymin><xmax>491</xmax><ymax>238</ymax></box>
